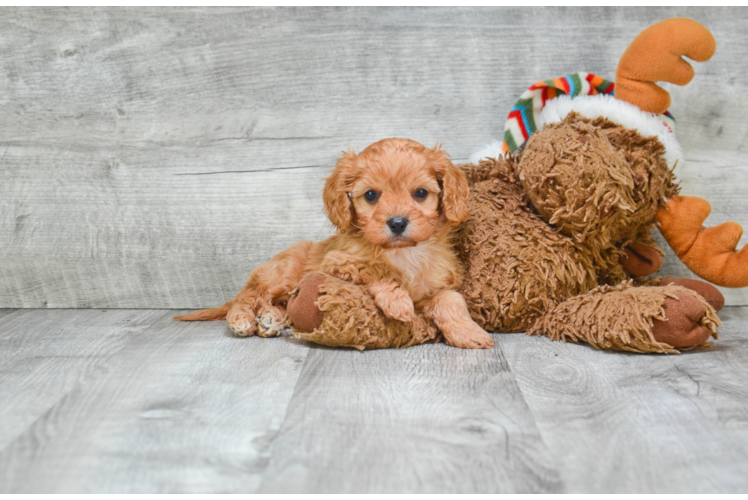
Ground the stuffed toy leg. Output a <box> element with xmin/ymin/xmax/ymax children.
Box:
<box><xmin>288</xmin><ymin>273</ymin><xmax>441</xmax><ymax>350</ymax></box>
<box><xmin>529</xmin><ymin>281</ymin><xmax>721</xmax><ymax>354</ymax></box>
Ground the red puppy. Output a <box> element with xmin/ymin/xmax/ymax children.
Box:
<box><xmin>177</xmin><ymin>138</ymin><xmax>493</xmax><ymax>349</ymax></box>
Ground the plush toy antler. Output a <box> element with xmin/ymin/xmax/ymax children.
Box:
<box><xmin>656</xmin><ymin>196</ymin><xmax>748</xmax><ymax>288</ymax></box>
<box><xmin>615</xmin><ymin>17</ymin><xmax>716</xmax><ymax>114</ymax></box>
<box><xmin>616</xmin><ymin>18</ymin><xmax>747</xmax><ymax>288</ymax></box>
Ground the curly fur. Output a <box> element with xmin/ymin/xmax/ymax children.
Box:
<box><xmin>176</xmin><ymin>137</ymin><xmax>493</xmax><ymax>349</ymax></box>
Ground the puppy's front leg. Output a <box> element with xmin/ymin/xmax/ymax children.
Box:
<box><xmin>322</xmin><ymin>250</ymin><xmax>367</xmax><ymax>285</ymax></box>
<box><xmin>322</xmin><ymin>250</ymin><xmax>414</xmax><ymax>322</ymax></box>
<box><xmin>423</xmin><ymin>290</ymin><xmax>494</xmax><ymax>349</ymax></box>
<box><xmin>367</xmin><ymin>281</ymin><xmax>415</xmax><ymax>323</ymax></box>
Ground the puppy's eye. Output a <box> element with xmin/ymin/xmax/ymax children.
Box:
<box><xmin>364</xmin><ymin>190</ymin><xmax>379</xmax><ymax>203</ymax></box>
<box><xmin>413</xmin><ymin>188</ymin><xmax>428</xmax><ymax>200</ymax></box>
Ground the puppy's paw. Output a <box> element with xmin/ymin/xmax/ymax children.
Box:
<box><xmin>444</xmin><ymin>321</ymin><xmax>494</xmax><ymax>349</ymax></box>
<box><xmin>256</xmin><ymin>306</ymin><xmax>287</xmax><ymax>338</ymax></box>
<box><xmin>329</xmin><ymin>270</ymin><xmax>353</xmax><ymax>282</ymax></box>
<box><xmin>327</xmin><ymin>263</ymin><xmax>361</xmax><ymax>284</ymax></box>
<box><xmin>374</xmin><ymin>287</ymin><xmax>415</xmax><ymax>323</ymax></box>
<box><xmin>227</xmin><ymin>305</ymin><xmax>257</xmax><ymax>337</ymax></box>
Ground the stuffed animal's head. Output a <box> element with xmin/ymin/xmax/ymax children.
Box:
<box><xmin>517</xmin><ymin>113</ymin><xmax>676</xmax><ymax>248</ymax></box>
<box><xmin>482</xmin><ymin>17</ymin><xmax>746</xmax><ymax>288</ymax></box>
<box><xmin>322</xmin><ymin>138</ymin><xmax>469</xmax><ymax>248</ymax></box>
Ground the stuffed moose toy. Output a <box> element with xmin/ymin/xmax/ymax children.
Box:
<box><xmin>181</xmin><ymin>18</ymin><xmax>748</xmax><ymax>354</ymax></box>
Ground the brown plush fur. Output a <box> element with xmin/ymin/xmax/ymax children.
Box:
<box><xmin>291</xmin><ymin>274</ymin><xmax>441</xmax><ymax>350</ymax></box>
<box><xmin>529</xmin><ymin>281</ymin><xmax>719</xmax><ymax>354</ymax></box>
<box><xmin>457</xmin><ymin>114</ymin><xmax>718</xmax><ymax>352</ymax></box>
<box><xmin>456</xmin><ymin>152</ymin><xmax>598</xmax><ymax>333</ymax></box>
<box><xmin>457</xmin><ymin>113</ymin><xmax>679</xmax><ymax>333</ymax></box>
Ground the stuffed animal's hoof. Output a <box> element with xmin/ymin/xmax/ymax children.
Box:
<box><xmin>621</xmin><ymin>242</ymin><xmax>663</xmax><ymax>277</ymax></box>
<box><xmin>652</xmin><ymin>291</ymin><xmax>712</xmax><ymax>349</ymax></box>
<box><xmin>287</xmin><ymin>273</ymin><xmax>327</xmax><ymax>333</ymax></box>
<box><xmin>658</xmin><ymin>277</ymin><xmax>725</xmax><ymax>312</ymax></box>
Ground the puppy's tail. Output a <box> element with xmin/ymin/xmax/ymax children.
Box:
<box><xmin>173</xmin><ymin>301</ymin><xmax>231</xmax><ymax>321</ymax></box>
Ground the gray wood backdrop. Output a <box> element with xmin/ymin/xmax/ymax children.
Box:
<box><xmin>1</xmin><ymin>7</ymin><xmax>746</xmax><ymax>309</ymax></box>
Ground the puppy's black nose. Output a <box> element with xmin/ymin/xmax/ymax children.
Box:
<box><xmin>387</xmin><ymin>216</ymin><xmax>409</xmax><ymax>235</ymax></box>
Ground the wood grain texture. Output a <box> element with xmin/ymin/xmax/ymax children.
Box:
<box><xmin>500</xmin><ymin>306</ymin><xmax>748</xmax><ymax>493</ymax></box>
<box><xmin>257</xmin><ymin>342</ymin><xmax>561</xmax><ymax>493</ymax></box>
<box><xmin>2</xmin><ymin>308</ymin><xmax>748</xmax><ymax>492</ymax></box>
<box><xmin>0</xmin><ymin>311</ymin><xmax>311</xmax><ymax>493</ymax></box>
<box><xmin>0</xmin><ymin>309</ymin><xmax>17</xmax><ymax>319</ymax></box>
<box><xmin>0</xmin><ymin>309</ymin><xmax>163</xmax><ymax>450</ymax></box>
<box><xmin>1</xmin><ymin>7</ymin><xmax>747</xmax><ymax>308</ymax></box>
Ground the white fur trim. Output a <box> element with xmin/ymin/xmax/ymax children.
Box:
<box><xmin>538</xmin><ymin>94</ymin><xmax>683</xmax><ymax>168</ymax></box>
<box><xmin>468</xmin><ymin>94</ymin><xmax>683</xmax><ymax>170</ymax></box>
<box><xmin>468</xmin><ymin>139</ymin><xmax>503</xmax><ymax>164</ymax></box>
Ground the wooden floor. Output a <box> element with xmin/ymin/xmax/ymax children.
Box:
<box><xmin>1</xmin><ymin>307</ymin><xmax>747</xmax><ymax>493</ymax></box>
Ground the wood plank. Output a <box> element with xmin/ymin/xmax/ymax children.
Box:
<box><xmin>0</xmin><ymin>309</ymin><xmax>164</xmax><ymax>451</ymax></box>
<box><xmin>0</xmin><ymin>159</ymin><xmax>336</xmax><ymax>308</ymax></box>
<box><xmin>257</xmin><ymin>342</ymin><xmax>562</xmax><ymax>493</ymax></box>
<box><xmin>1</xmin><ymin>7</ymin><xmax>748</xmax><ymax>308</ymax></box>
<box><xmin>0</xmin><ymin>309</ymin><xmax>17</xmax><ymax>319</ymax></box>
<box><xmin>0</xmin><ymin>311</ymin><xmax>311</xmax><ymax>493</ymax></box>
<box><xmin>2</xmin><ymin>307</ymin><xmax>748</xmax><ymax>492</ymax></box>
<box><xmin>499</xmin><ymin>306</ymin><xmax>748</xmax><ymax>493</ymax></box>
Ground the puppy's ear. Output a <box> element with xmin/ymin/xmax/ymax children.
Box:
<box><xmin>323</xmin><ymin>150</ymin><xmax>357</xmax><ymax>232</ymax></box>
<box><xmin>433</xmin><ymin>146</ymin><xmax>469</xmax><ymax>225</ymax></box>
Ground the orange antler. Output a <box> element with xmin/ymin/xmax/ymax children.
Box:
<box><xmin>656</xmin><ymin>196</ymin><xmax>748</xmax><ymax>288</ymax></box>
<box><xmin>616</xmin><ymin>18</ymin><xmax>716</xmax><ymax>114</ymax></box>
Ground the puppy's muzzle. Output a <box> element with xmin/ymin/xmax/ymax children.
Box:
<box><xmin>387</xmin><ymin>216</ymin><xmax>409</xmax><ymax>236</ymax></box>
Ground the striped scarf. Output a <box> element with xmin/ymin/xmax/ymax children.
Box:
<box><xmin>502</xmin><ymin>72</ymin><xmax>675</xmax><ymax>154</ymax></box>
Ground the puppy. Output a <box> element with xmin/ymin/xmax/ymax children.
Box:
<box><xmin>176</xmin><ymin>138</ymin><xmax>494</xmax><ymax>349</ymax></box>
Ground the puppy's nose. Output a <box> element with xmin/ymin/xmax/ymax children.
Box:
<box><xmin>387</xmin><ymin>216</ymin><xmax>409</xmax><ymax>235</ymax></box>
